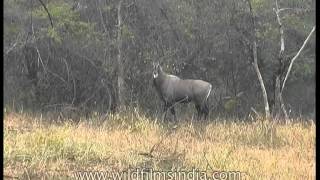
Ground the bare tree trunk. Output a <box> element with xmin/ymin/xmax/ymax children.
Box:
<box><xmin>247</xmin><ymin>0</ymin><xmax>270</xmax><ymax>119</ymax></box>
<box><xmin>274</xmin><ymin>0</ymin><xmax>288</xmax><ymax>119</ymax></box>
<box><xmin>252</xmin><ymin>41</ymin><xmax>271</xmax><ymax>119</ymax></box>
<box><xmin>117</xmin><ymin>0</ymin><xmax>125</xmax><ymax>108</ymax></box>
<box><xmin>274</xmin><ymin>76</ymin><xmax>288</xmax><ymax>118</ymax></box>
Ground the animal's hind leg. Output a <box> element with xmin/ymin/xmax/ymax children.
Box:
<box><xmin>201</xmin><ymin>100</ymin><xmax>209</xmax><ymax>120</ymax></box>
<box><xmin>203</xmin><ymin>104</ymin><xmax>209</xmax><ymax>120</ymax></box>
<box><xmin>170</xmin><ymin>107</ymin><xmax>177</xmax><ymax>122</ymax></box>
<box><xmin>195</xmin><ymin>105</ymin><xmax>202</xmax><ymax>121</ymax></box>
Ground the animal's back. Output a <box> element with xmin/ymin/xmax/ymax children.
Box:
<box><xmin>184</xmin><ymin>79</ymin><xmax>212</xmax><ymax>104</ymax></box>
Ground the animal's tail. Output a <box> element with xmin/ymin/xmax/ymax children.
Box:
<box><xmin>206</xmin><ymin>84</ymin><xmax>212</xmax><ymax>102</ymax></box>
<box><xmin>202</xmin><ymin>84</ymin><xmax>213</xmax><ymax>108</ymax></box>
<box><xmin>206</xmin><ymin>86</ymin><xmax>221</xmax><ymax>111</ymax></box>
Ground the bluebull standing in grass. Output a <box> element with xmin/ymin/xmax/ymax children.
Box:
<box><xmin>152</xmin><ymin>62</ymin><xmax>212</xmax><ymax>121</ymax></box>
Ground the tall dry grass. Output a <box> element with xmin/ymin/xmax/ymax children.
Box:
<box><xmin>4</xmin><ymin>109</ymin><xmax>315</xmax><ymax>179</ymax></box>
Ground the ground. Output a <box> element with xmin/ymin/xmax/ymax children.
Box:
<box><xmin>3</xmin><ymin>110</ymin><xmax>315</xmax><ymax>179</ymax></box>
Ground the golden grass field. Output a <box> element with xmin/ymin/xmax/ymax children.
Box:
<box><xmin>4</xmin><ymin>110</ymin><xmax>315</xmax><ymax>179</ymax></box>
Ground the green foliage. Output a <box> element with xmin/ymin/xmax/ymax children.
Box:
<box><xmin>47</xmin><ymin>27</ymin><xmax>62</xmax><ymax>43</ymax></box>
<box><xmin>284</xmin><ymin>15</ymin><xmax>314</xmax><ymax>34</ymax></box>
<box><xmin>33</xmin><ymin>1</ymin><xmax>98</xmax><ymax>44</ymax></box>
<box><xmin>102</xmin><ymin>5</ymin><xmax>113</xmax><ymax>12</ymax></box>
<box><xmin>260</xmin><ymin>22</ymin><xmax>278</xmax><ymax>40</ymax></box>
<box><xmin>224</xmin><ymin>98</ymin><xmax>238</xmax><ymax>112</ymax></box>
<box><xmin>292</xmin><ymin>60</ymin><xmax>314</xmax><ymax>81</ymax></box>
<box><xmin>3</xmin><ymin>0</ymin><xmax>315</xmax><ymax>118</ymax></box>
<box><xmin>251</xmin><ymin>0</ymin><xmax>270</xmax><ymax>13</ymax></box>
<box><xmin>122</xmin><ymin>25</ymin><xmax>135</xmax><ymax>40</ymax></box>
<box><xmin>4</xmin><ymin>23</ymin><xmax>19</xmax><ymax>35</ymax></box>
<box><xmin>170</xmin><ymin>0</ymin><xmax>195</xmax><ymax>40</ymax></box>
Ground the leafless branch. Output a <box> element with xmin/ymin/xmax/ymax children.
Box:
<box><xmin>5</xmin><ymin>42</ymin><xmax>18</xmax><ymax>55</ymax></box>
<box><xmin>61</xmin><ymin>58</ymin><xmax>70</xmax><ymax>82</ymax></box>
<box><xmin>35</xmin><ymin>47</ymin><xmax>46</xmax><ymax>71</ymax></box>
<box><xmin>250</xmin><ymin>107</ymin><xmax>259</xmax><ymax>117</ymax></box>
<box><xmin>278</xmin><ymin>8</ymin><xmax>295</xmax><ymax>13</ymax></box>
<box><xmin>281</xmin><ymin>26</ymin><xmax>315</xmax><ymax>92</ymax></box>
<box><xmin>37</xmin><ymin>0</ymin><xmax>54</xmax><ymax>28</ymax></box>
<box><xmin>47</xmin><ymin>69</ymin><xmax>68</xmax><ymax>84</ymax></box>
<box><xmin>96</xmin><ymin>0</ymin><xmax>108</xmax><ymax>34</ymax></box>
<box><xmin>71</xmin><ymin>75</ymin><xmax>76</xmax><ymax>105</ymax></box>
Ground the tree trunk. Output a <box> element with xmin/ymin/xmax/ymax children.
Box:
<box><xmin>274</xmin><ymin>0</ymin><xmax>288</xmax><ymax>119</ymax></box>
<box><xmin>247</xmin><ymin>0</ymin><xmax>270</xmax><ymax>119</ymax></box>
<box><xmin>117</xmin><ymin>0</ymin><xmax>125</xmax><ymax>109</ymax></box>
<box><xmin>273</xmin><ymin>76</ymin><xmax>288</xmax><ymax>119</ymax></box>
<box><xmin>252</xmin><ymin>41</ymin><xmax>271</xmax><ymax>119</ymax></box>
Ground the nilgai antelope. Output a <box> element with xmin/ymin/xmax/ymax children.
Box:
<box><xmin>152</xmin><ymin>62</ymin><xmax>212</xmax><ymax>121</ymax></box>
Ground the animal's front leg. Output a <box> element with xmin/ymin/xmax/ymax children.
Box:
<box><xmin>162</xmin><ymin>102</ymin><xmax>169</xmax><ymax>122</ymax></box>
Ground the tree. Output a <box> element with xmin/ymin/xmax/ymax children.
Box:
<box><xmin>273</xmin><ymin>0</ymin><xmax>315</xmax><ymax>119</ymax></box>
<box><xmin>117</xmin><ymin>0</ymin><xmax>125</xmax><ymax>109</ymax></box>
<box><xmin>3</xmin><ymin>0</ymin><xmax>315</xmax><ymax>119</ymax></box>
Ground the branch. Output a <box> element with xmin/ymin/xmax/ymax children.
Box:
<box><xmin>5</xmin><ymin>42</ymin><xmax>18</xmax><ymax>55</ymax></box>
<box><xmin>35</xmin><ymin>47</ymin><xmax>46</xmax><ymax>71</ymax></box>
<box><xmin>281</xmin><ymin>26</ymin><xmax>315</xmax><ymax>92</ymax></box>
<box><xmin>278</xmin><ymin>8</ymin><xmax>296</xmax><ymax>13</ymax></box>
<box><xmin>96</xmin><ymin>0</ymin><xmax>108</xmax><ymax>34</ymax></box>
<box><xmin>278</xmin><ymin>8</ymin><xmax>310</xmax><ymax>15</ymax></box>
<box><xmin>37</xmin><ymin>0</ymin><xmax>54</xmax><ymax>28</ymax></box>
<box><xmin>138</xmin><ymin>131</ymin><xmax>171</xmax><ymax>158</ymax></box>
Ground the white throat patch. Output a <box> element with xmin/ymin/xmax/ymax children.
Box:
<box><xmin>153</xmin><ymin>73</ymin><xmax>158</xmax><ymax>78</ymax></box>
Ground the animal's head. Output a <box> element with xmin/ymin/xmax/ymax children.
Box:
<box><xmin>152</xmin><ymin>62</ymin><xmax>162</xmax><ymax>79</ymax></box>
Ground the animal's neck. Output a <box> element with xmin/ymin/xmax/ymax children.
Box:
<box><xmin>155</xmin><ymin>71</ymin><xmax>165</xmax><ymax>85</ymax></box>
<box><xmin>154</xmin><ymin>70</ymin><xmax>168</xmax><ymax>89</ymax></box>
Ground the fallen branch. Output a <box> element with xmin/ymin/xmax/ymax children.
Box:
<box><xmin>3</xmin><ymin>175</ymin><xmax>19</xmax><ymax>179</ymax></box>
<box><xmin>138</xmin><ymin>131</ymin><xmax>172</xmax><ymax>158</ymax></box>
<box><xmin>5</xmin><ymin>42</ymin><xmax>18</xmax><ymax>55</ymax></box>
<box><xmin>250</xmin><ymin>107</ymin><xmax>259</xmax><ymax>117</ymax></box>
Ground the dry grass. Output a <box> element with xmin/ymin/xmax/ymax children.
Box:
<box><xmin>4</xmin><ymin>110</ymin><xmax>315</xmax><ymax>179</ymax></box>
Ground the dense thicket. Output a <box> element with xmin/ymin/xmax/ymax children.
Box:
<box><xmin>4</xmin><ymin>0</ymin><xmax>315</xmax><ymax>119</ymax></box>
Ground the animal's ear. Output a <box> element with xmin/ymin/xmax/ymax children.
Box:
<box><xmin>158</xmin><ymin>64</ymin><xmax>163</xmax><ymax>72</ymax></box>
<box><xmin>154</xmin><ymin>62</ymin><xmax>159</xmax><ymax>70</ymax></box>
